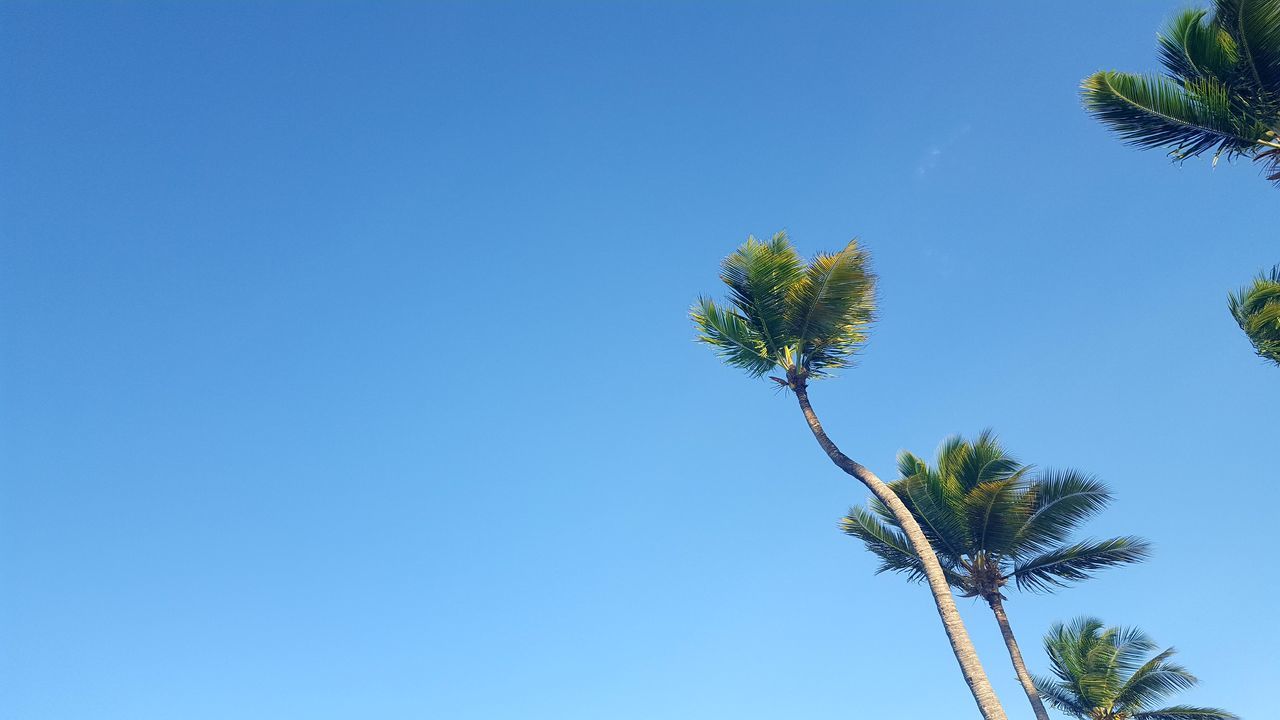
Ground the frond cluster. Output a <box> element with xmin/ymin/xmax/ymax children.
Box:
<box><xmin>1082</xmin><ymin>0</ymin><xmax>1280</xmax><ymax>181</ymax></box>
<box><xmin>1228</xmin><ymin>264</ymin><xmax>1280</xmax><ymax>365</ymax></box>
<box><xmin>841</xmin><ymin>431</ymin><xmax>1150</xmax><ymax>598</ymax></box>
<box><xmin>1033</xmin><ymin>618</ymin><xmax>1237</xmax><ymax>720</ymax></box>
<box><xmin>691</xmin><ymin>232</ymin><xmax>876</xmax><ymax>382</ymax></box>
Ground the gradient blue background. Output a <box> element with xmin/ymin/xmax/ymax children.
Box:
<box><xmin>3</xmin><ymin>2</ymin><xmax>1276</xmax><ymax>718</ymax></box>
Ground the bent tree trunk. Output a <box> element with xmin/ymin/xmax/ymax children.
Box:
<box><xmin>793</xmin><ymin>382</ymin><xmax>1007</xmax><ymax>720</ymax></box>
<box><xmin>987</xmin><ymin>595</ymin><xmax>1051</xmax><ymax>720</ymax></box>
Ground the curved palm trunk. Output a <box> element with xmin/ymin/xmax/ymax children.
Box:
<box><xmin>793</xmin><ymin>383</ymin><xmax>1007</xmax><ymax>720</ymax></box>
<box><xmin>986</xmin><ymin>595</ymin><xmax>1051</xmax><ymax>720</ymax></box>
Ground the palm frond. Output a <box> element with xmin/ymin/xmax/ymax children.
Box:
<box><xmin>719</xmin><ymin>232</ymin><xmax>805</xmax><ymax>361</ymax></box>
<box><xmin>895</xmin><ymin>449</ymin><xmax>927</xmax><ymax>480</ymax></box>
<box><xmin>1032</xmin><ymin>673</ymin><xmax>1091</xmax><ymax>718</ymax></box>
<box><xmin>691</xmin><ymin>297</ymin><xmax>777</xmax><ymax>377</ymax></box>
<box><xmin>786</xmin><ymin>239</ymin><xmax>876</xmax><ymax>376</ymax></box>
<box><xmin>1106</xmin><ymin>625</ymin><xmax>1162</xmax><ymax>678</ymax></box>
<box><xmin>1012</xmin><ymin>536</ymin><xmax>1151</xmax><ymax>592</ymax></box>
<box><xmin>1083</xmin><ymin>71</ymin><xmax>1269</xmax><ymax>159</ymax></box>
<box><xmin>841</xmin><ymin>506</ymin><xmax>939</xmax><ymax>584</ymax></box>
<box><xmin>963</xmin><ymin>477</ymin><xmax>1027</xmax><ymax>559</ymax></box>
<box><xmin>1132</xmin><ymin>705</ymin><xmax>1240</xmax><ymax>720</ymax></box>
<box><xmin>1214</xmin><ymin>0</ymin><xmax>1280</xmax><ymax>94</ymax></box>
<box><xmin>1115</xmin><ymin>648</ymin><xmax>1198</xmax><ymax>711</ymax></box>
<box><xmin>1228</xmin><ymin>264</ymin><xmax>1280</xmax><ymax>365</ymax></box>
<box><xmin>1159</xmin><ymin>9</ymin><xmax>1240</xmax><ymax>84</ymax></box>
<box><xmin>954</xmin><ymin>429</ymin><xmax>1022</xmax><ymax>491</ymax></box>
<box><xmin>935</xmin><ymin>434</ymin><xmax>971</xmax><ymax>481</ymax></box>
<box><xmin>1013</xmin><ymin>469</ymin><xmax>1113</xmax><ymax>555</ymax></box>
<box><xmin>893</xmin><ymin>471</ymin><xmax>972</xmax><ymax>560</ymax></box>
<box><xmin>1044</xmin><ymin>617</ymin><xmax>1112</xmax><ymax>708</ymax></box>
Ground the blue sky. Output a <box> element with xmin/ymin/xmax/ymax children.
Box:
<box><xmin>2</xmin><ymin>2</ymin><xmax>1276</xmax><ymax>718</ymax></box>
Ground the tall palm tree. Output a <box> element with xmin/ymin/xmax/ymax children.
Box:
<box><xmin>691</xmin><ymin>232</ymin><xmax>1008</xmax><ymax>720</ymax></box>
<box><xmin>1081</xmin><ymin>0</ymin><xmax>1280</xmax><ymax>182</ymax></box>
<box><xmin>842</xmin><ymin>432</ymin><xmax>1151</xmax><ymax>720</ymax></box>
<box><xmin>1034</xmin><ymin>617</ymin><xmax>1237</xmax><ymax>720</ymax></box>
<box><xmin>1228</xmin><ymin>264</ymin><xmax>1280</xmax><ymax>365</ymax></box>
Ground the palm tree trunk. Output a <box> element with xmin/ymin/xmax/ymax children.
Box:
<box><xmin>986</xmin><ymin>595</ymin><xmax>1051</xmax><ymax>720</ymax></box>
<box><xmin>792</xmin><ymin>382</ymin><xmax>1007</xmax><ymax>720</ymax></box>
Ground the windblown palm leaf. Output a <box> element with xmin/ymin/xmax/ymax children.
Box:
<box><xmin>1083</xmin><ymin>0</ymin><xmax>1280</xmax><ymax>181</ymax></box>
<box><xmin>1228</xmin><ymin>264</ymin><xmax>1280</xmax><ymax>365</ymax></box>
<box><xmin>1034</xmin><ymin>618</ymin><xmax>1237</xmax><ymax>720</ymax></box>
<box><xmin>692</xmin><ymin>232</ymin><xmax>875</xmax><ymax>383</ymax></box>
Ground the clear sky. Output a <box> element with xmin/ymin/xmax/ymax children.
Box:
<box><xmin>2</xmin><ymin>2</ymin><xmax>1276</xmax><ymax>718</ymax></box>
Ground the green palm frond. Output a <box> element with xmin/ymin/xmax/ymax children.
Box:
<box><xmin>954</xmin><ymin>429</ymin><xmax>1023</xmax><ymax>491</ymax></box>
<box><xmin>1108</xmin><ymin>625</ymin><xmax>1163</xmax><ymax>678</ymax></box>
<box><xmin>786</xmin><ymin>239</ymin><xmax>875</xmax><ymax>376</ymax></box>
<box><xmin>1082</xmin><ymin>71</ymin><xmax>1266</xmax><ymax>158</ymax></box>
<box><xmin>895</xmin><ymin>449</ymin><xmax>928</xmax><ymax>480</ymax></box>
<box><xmin>720</xmin><ymin>233</ymin><xmax>805</xmax><ymax>360</ymax></box>
<box><xmin>1214</xmin><ymin>0</ymin><xmax>1280</xmax><ymax>93</ymax></box>
<box><xmin>1228</xmin><ymin>264</ymin><xmax>1280</xmax><ymax>365</ymax></box>
<box><xmin>691</xmin><ymin>297</ymin><xmax>776</xmax><ymax>377</ymax></box>
<box><xmin>893</xmin><ymin>471</ymin><xmax>972</xmax><ymax>559</ymax></box>
<box><xmin>963</xmin><ymin>478</ymin><xmax>1028</xmax><ymax>559</ymax></box>
<box><xmin>1159</xmin><ymin>9</ymin><xmax>1240</xmax><ymax>84</ymax></box>
<box><xmin>1044</xmin><ymin>617</ymin><xmax>1113</xmax><ymax>708</ymax></box>
<box><xmin>1115</xmin><ymin>648</ymin><xmax>1197</xmax><ymax>710</ymax></box>
<box><xmin>1132</xmin><ymin>705</ymin><xmax>1241</xmax><ymax>720</ymax></box>
<box><xmin>1012</xmin><ymin>536</ymin><xmax>1152</xmax><ymax>592</ymax></box>
<box><xmin>840</xmin><ymin>506</ymin><xmax>934</xmax><ymax>583</ymax></box>
<box><xmin>935</xmin><ymin>434</ymin><xmax>972</xmax><ymax>481</ymax></box>
<box><xmin>1013</xmin><ymin>470</ymin><xmax>1112</xmax><ymax>555</ymax></box>
<box><xmin>1033</xmin><ymin>673</ymin><xmax>1091</xmax><ymax>718</ymax></box>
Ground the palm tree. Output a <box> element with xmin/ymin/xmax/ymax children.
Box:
<box><xmin>1034</xmin><ymin>617</ymin><xmax>1237</xmax><ymax>720</ymax></box>
<box><xmin>1081</xmin><ymin>0</ymin><xmax>1280</xmax><ymax>182</ymax></box>
<box><xmin>1228</xmin><ymin>264</ymin><xmax>1280</xmax><ymax>365</ymax></box>
<box><xmin>842</xmin><ymin>432</ymin><xmax>1152</xmax><ymax>720</ymax></box>
<box><xmin>691</xmin><ymin>232</ymin><xmax>1008</xmax><ymax>720</ymax></box>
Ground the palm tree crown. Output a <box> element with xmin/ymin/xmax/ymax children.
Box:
<box><xmin>842</xmin><ymin>431</ymin><xmax>1150</xmax><ymax>601</ymax></box>
<box><xmin>1034</xmin><ymin>617</ymin><xmax>1238</xmax><ymax>720</ymax></box>
<box><xmin>1229</xmin><ymin>264</ymin><xmax>1280</xmax><ymax>365</ymax></box>
<box><xmin>1081</xmin><ymin>0</ymin><xmax>1280</xmax><ymax>181</ymax></box>
<box><xmin>691</xmin><ymin>231</ymin><xmax>875</xmax><ymax>386</ymax></box>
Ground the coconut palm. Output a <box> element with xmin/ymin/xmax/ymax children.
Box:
<box><xmin>1229</xmin><ymin>264</ymin><xmax>1280</xmax><ymax>365</ymax></box>
<box><xmin>1081</xmin><ymin>0</ymin><xmax>1280</xmax><ymax>182</ymax></box>
<box><xmin>691</xmin><ymin>232</ymin><xmax>1008</xmax><ymax>720</ymax></box>
<box><xmin>842</xmin><ymin>432</ymin><xmax>1151</xmax><ymax>720</ymax></box>
<box><xmin>1034</xmin><ymin>617</ymin><xmax>1237</xmax><ymax>720</ymax></box>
